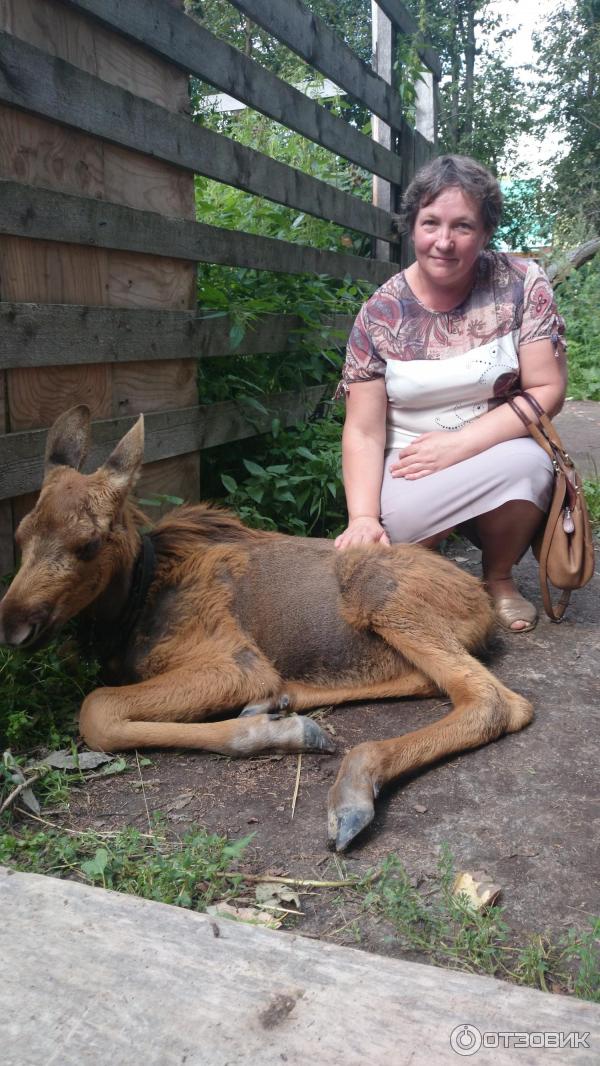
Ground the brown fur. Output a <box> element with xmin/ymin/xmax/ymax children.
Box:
<box><xmin>0</xmin><ymin>407</ymin><xmax>534</xmax><ymax>850</ymax></box>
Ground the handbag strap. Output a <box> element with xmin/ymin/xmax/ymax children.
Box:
<box><xmin>507</xmin><ymin>393</ymin><xmax>573</xmax><ymax>623</ymax></box>
<box><xmin>517</xmin><ymin>392</ymin><xmax>574</xmax><ymax>468</ymax></box>
<box><xmin>534</xmin><ymin>467</ymin><xmax>572</xmax><ymax>622</ymax></box>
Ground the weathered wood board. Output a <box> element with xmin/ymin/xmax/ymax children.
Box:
<box><xmin>0</xmin><ymin>0</ymin><xmax>199</xmax><ymax>566</ymax></box>
<box><xmin>0</xmin><ymin>31</ymin><xmax>395</xmax><ymax>240</ymax></box>
<box><xmin>0</xmin><ymin>867</ymin><xmax>598</xmax><ymax>1066</ymax></box>
<box><xmin>0</xmin><ymin>386</ymin><xmax>329</xmax><ymax>500</ymax></box>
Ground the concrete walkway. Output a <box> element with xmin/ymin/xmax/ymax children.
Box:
<box><xmin>555</xmin><ymin>400</ymin><xmax>600</xmax><ymax>477</ymax></box>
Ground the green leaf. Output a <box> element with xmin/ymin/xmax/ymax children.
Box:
<box><xmin>229</xmin><ymin>323</ymin><xmax>246</xmax><ymax>351</ymax></box>
<box><xmin>295</xmin><ymin>446</ymin><xmax>318</xmax><ymax>461</ymax></box>
<box><xmin>98</xmin><ymin>757</ymin><xmax>128</xmax><ymax>777</ymax></box>
<box><xmin>221</xmin><ymin>474</ymin><xmax>238</xmax><ymax>494</ymax></box>
<box><xmin>81</xmin><ymin>848</ymin><xmax>109</xmax><ymax>880</ymax></box>
<box><xmin>243</xmin><ymin>459</ymin><xmax>268</xmax><ymax>478</ymax></box>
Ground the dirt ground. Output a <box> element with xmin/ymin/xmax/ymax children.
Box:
<box><xmin>47</xmin><ymin>537</ymin><xmax>600</xmax><ymax>963</ymax></box>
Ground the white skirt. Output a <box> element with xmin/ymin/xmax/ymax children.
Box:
<box><xmin>380</xmin><ymin>438</ymin><xmax>554</xmax><ymax>544</ymax></box>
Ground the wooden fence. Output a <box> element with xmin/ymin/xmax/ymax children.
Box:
<box><xmin>0</xmin><ymin>0</ymin><xmax>437</xmax><ymax>572</ymax></box>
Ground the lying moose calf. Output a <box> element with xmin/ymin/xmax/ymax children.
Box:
<box><xmin>0</xmin><ymin>406</ymin><xmax>533</xmax><ymax>850</ymax></box>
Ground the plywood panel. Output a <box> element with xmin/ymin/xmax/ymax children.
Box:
<box><xmin>93</xmin><ymin>22</ymin><xmax>190</xmax><ymax>114</ymax></box>
<box><xmin>0</xmin><ymin>237</ymin><xmax>109</xmax><ymax>304</ymax></box>
<box><xmin>0</xmin><ymin>104</ymin><xmax>104</xmax><ymax>197</ymax></box>
<box><xmin>112</xmin><ymin>358</ymin><xmax>196</xmax><ymax>418</ymax></box>
<box><xmin>0</xmin><ymin>236</ymin><xmax>111</xmax><ymax>430</ymax></box>
<box><xmin>0</xmin><ymin>0</ymin><xmax>98</xmax><ymax>73</ymax></box>
<box><xmin>106</xmin><ymin>252</ymin><xmax>195</xmax><ymax>310</ymax></box>
<box><xmin>8</xmin><ymin>364</ymin><xmax>111</xmax><ymax>429</ymax></box>
<box><xmin>136</xmin><ymin>453</ymin><xmax>200</xmax><ymax>516</ymax></box>
<box><xmin>0</xmin><ymin>0</ymin><xmax>189</xmax><ymax>112</ymax></box>
<box><xmin>103</xmin><ymin>144</ymin><xmax>195</xmax><ymax>218</ymax></box>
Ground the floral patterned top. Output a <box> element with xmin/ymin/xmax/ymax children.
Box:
<box><xmin>336</xmin><ymin>251</ymin><xmax>566</xmax><ymax>450</ymax></box>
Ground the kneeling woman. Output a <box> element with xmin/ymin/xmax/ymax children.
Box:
<box><xmin>334</xmin><ymin>154</ymin><xmax>567</xmax><ymax>633</ymax></box>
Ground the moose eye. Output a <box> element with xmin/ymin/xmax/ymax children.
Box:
<box><xmin>75</xmin><ymin>537</ymin><xmax>102</xmax><ymax>562</ymax></box>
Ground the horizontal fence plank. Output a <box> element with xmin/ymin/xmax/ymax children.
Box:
<box><xmin>59</xmin><ymin>0</ymin><xmax>405</xmax><ymax>184</ymax></box>
<box><xmin>375</xmin><ymin>0</ymin><xmax>441</xmax><ymax>79</ymax></box>
<box><xmin>0</xmin><ymin>302</ymin><xmax>354</xmax><ymax>368</ymax></box>
<box><xmin>0</xmin><ymin>33</ymin><xmax>395</xmax><ymax>243</ymax></box>
<box><xmin>229</xmin><ymin>0</ymin><xmax>407</xmax><ymax>129</ymax></box>
<box><xmin>0</xmin><ymin>180</ymin><xmax>397</xmax><ymax>284</ymax></box>
<box><xmin>0</xmin><ymin>387</ymin><xmax>330</xmax><ymax>499</ymax></box>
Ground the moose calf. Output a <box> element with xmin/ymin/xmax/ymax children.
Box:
<box><xmin>0</xmin><ymin>406</ymin><xmax>533</xmax><ymax>850</ymax></box>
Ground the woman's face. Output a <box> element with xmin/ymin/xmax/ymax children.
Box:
<box><xmin>412</xmin><ymin>186</ymin><xmax>489</xmax><ymax>290</ymax></box>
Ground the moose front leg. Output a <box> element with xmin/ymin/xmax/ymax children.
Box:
<box><xmin>79</xmin><ymin>666</ymin><xmax>334</xmax><ymax>756</ymax></box>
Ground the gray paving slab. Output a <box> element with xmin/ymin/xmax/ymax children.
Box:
<box><xmin>555</xmin><ymin>400</ymin><xmax>600</xmax><ymax>477</ymax></box>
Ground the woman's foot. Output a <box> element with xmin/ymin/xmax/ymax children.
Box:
<box><xmin>484</xmin><ymin>576</ymin><xmax>538</xmax><ymax>633</ymax></box>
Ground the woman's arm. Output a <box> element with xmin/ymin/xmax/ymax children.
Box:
<box><xmin>334</xmin><ymin>377</ymin><xmax>391</xmax><ymax>549</ymax></box>
<box><xmin>391</xmin><ymin>337</ymin><xmax>567</xmax><ymax>481</ymax></box>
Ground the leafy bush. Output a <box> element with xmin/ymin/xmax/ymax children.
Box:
<box><xmin>213</xmin><ymin>405</ymin><xmax>345</xmax><ymax>537</ymax></box>
<box><xmin>556</xmin><ymin>254</ymin><xmax>600</xmax><ymax>401</ymax></box>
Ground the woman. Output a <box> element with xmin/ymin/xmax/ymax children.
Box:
<box><xmin>334</xmin><ymin>155</ymin><xmax>567</xmax><ymax>632</ymax></box>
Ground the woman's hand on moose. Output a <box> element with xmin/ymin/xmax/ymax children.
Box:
<box><xmin>390</xmin><ymin>431</ymin><xmax>468</xmax><ymax>480</ymax></box>
<box><xmin>335</xmin><ymin>516</ymin><xmax>391</xmax><ymax>551</ymax></box>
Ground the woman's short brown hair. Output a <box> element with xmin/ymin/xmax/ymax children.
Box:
<box><xmin>401</xmin><ymin>155</ymin><xmax>503</xmax><ymax>235</ymax></box>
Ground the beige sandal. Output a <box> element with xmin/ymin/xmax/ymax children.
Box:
<box><xmin>492</xmin><ymin>590</ymin><xmax>538</xmax><ymax>633</ymax></box>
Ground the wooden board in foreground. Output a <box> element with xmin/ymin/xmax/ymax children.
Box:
<box><xmin>0</xmin><ymin>867</ymin><xmax>598</xmax><ymax>1066</ymax></box>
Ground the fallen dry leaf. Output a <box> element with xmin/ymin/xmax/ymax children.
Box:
<box><xmin>255</xmin><ymin>881</ymin><xmax>301</xmax><ymax>911</ymax></box>
<box><xmin>206</xmin><ymin>902</ymin><xmax>282</xmax><ymax>929</ymax></box>
<box><xmin>453</xmin><ymin>870</ymin><xmax>502</xmax><ymax>911</ymax></box>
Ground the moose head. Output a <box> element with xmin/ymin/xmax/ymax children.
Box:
<box><xmin>0</xmin><ymin>406</ymin><xmax>145</xmax><ymax>651</ymax></box>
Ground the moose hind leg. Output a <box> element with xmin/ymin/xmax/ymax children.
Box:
<box><xmin>327</xmin><ymin>623</ymin><xmax>533</xmax><ymax>851</ymax></box>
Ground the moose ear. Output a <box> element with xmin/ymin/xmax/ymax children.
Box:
<box><xmin>44</xmin><ymin>405</ymin><xmax>91</xmax><ymax>474</ymax></box>
<box><xmin>101</xmin><ymin>414</ymin><xmax>145</xmax><ymax>493</ymax></box>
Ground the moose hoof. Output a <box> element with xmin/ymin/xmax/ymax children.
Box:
<box><xmin>327</xmin><ymin>752</ymin><xmax>379</xmax><ymax>851</ymax></box>
<box><xmin>240</xmin><ymin>694</ymin><xmax>291</xmax><ymax>718</ymax></box>
<box><xmin>301</xmin><ymin>716</ymin><xmax>336</xmax><ymax>754</ymax></box>
<box><xmin>327</xmin><ymin>803</ymin><xmax>375</xmax><ymax>853</ymax></box>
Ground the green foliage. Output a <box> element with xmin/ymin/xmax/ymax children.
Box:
<box><xmin>556</xmin><ymin>255</ymin><xmax>600</xmax><ymax>400</ymax></box>
<box><xmin>583</xmin><ymin>479</ymin><xmax>600</xmax><ymax>530</ymax></box>
<box><xmin>403</xmin><ymin>0</ymin><xmax>531</xmax><ymax>168</ymax></box>
<box><xmin>215</xmin><ymin>407</ymin><xmax>346</xmax><ymax>537</ymax></box>
<box><xmin>533</xmin><ymin>0</ymin><xmax>600</xmax><ymax>238</ymax></box>
<box><xmin>494</xmin><ymin>179</ymin><xmax>553</xmax><ymax>254</ymax></box>
<box><xmin>0</xmin><ymin>819</ymin><xmax>251</xmax><ymax>911</ymax></box>
<box><xmin>362</xmin><ymin>847</ymin><xmax>600</xmax><ymax>999</ymax></box>
<box><xmin>0</xmin><ymin>635</ymin><xmax>98</xmax><ymax>753</ymax></box>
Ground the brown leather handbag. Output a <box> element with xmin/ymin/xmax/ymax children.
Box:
<box><xmin>508</xmin><ymin>392</ymin><xmax>595</xmax><ymax>621</ymax></box>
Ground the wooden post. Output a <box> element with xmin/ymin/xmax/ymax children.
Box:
<box><xmin>0</xmin><ymin>0</ymin><xmax>199</xmax><ymax>569</ymax></box>
<box><xmin>415</xmin><ymin>70</ymin><xmax>436</xmax><ymax>144</ymax></box>
<box><xmin>371</xmin><ymin>1</ymin><xmax>401</xmax><ymax>265</ymax></box>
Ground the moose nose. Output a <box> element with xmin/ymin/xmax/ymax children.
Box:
<box><xmin>0</xmin><ymin>618</ymin><xmax>36</xmax><ymax>647</ymax></box>
<box><xmin>0</xmin><ymin>600</ymin><xmax>50</xmax><ymax>648</ymax></box>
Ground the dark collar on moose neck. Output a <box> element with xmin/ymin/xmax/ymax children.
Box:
<box><xmin>77</xmin><ymin>533</ymin><xmax>156</xmax><ymax>667</ymax></box>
